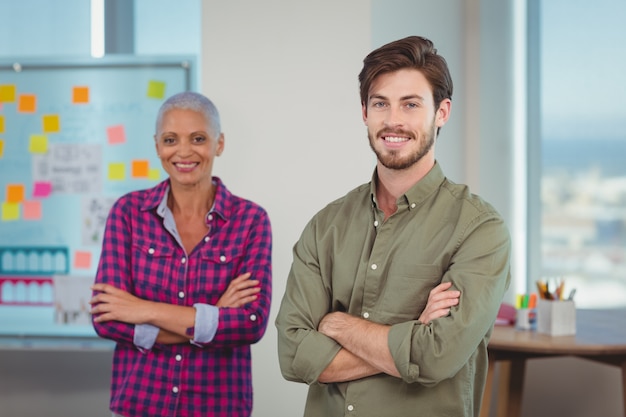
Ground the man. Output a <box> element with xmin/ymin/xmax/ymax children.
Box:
<box><xmin>275</xmin><ymin>36</ymin><xmax>511</xmax><ymax>416</ymax></box>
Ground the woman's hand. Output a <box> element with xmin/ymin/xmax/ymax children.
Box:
<box><xmin>216</xmin><ymin>272</ymin><xmax>261</xmax><ymax>308</ymax></box>
<box><xmin>418</xmin><ymin>281</ymin><xmax>460</xmax><ymax>324</ymax></box>
<box><xmin>90</xmin><ymin>283</ymin><xmax>153</xmax><ymax>324</ymax></box>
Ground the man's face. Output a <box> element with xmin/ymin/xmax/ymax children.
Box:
<box><xmin>362</xmin><ymin>68</ymin><xmax>449</xmax><ymax>171</ymax></box>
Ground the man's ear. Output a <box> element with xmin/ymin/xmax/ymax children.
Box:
<box><xmin>435</xmin><ymin>99</ymin><xmax>452</xmax><ymax>128</ymax></box>
<box><xmin>361</xmin><ymin>103</ymin><xmax>368</xmax><ymax>124</ymax></box>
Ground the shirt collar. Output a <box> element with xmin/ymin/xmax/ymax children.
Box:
<box><xmin>141</xmin><ymin>177</ymin><xmax>232</xmax><ymax>222</ymax></box>
<box><xmin>369</xmin><ymin>161</ymin><xmax>446</xmax><ymax>210</ymax></box>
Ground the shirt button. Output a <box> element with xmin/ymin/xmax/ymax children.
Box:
<box><xmin>347</xmin><ymin>405</ymin><xmax>354</xmax><ymax>411</ymax></box>
<box><xmin>148</xmin><ymin>248</ymin><xmax>155</xmax><ymax>255</ymax></box>
<box><xmin>175</xmin><ymin>354</ymin><xmax>182</xmax><ymax>361</ymax></box>
<box><xmin>371</xmin><ymin>264</ymin><xmax>377</xmax><ymax>270</ymax></box>
<box><xmin>181</xmin><ymin>257</ymin><xmax>186</xmax><ymax>264</ymax></box>
<box><xmin>220</xmin><ymin>255</ymin><xmax>226</xmax><ymax>262</ymax></box>
<box><xmin>250</xmin><ymin>314</ymin><xmax>257</xmax><ymax>322</ymax></box>
<box><xmin>204</xmin><ymin>236</ymin><xmax>210</xmax><ymax>242</ymax></box>
<box><xmin>363</xmin><ymin>312</ymin><xmax>370</xmax><ymax>319</ymax></box>
<box><xmin>178</xmin><ymin>291</ymin><xmax>185</xmax><ymax>299</ymax></box>
<box><xmin>172</xmin><ymin>386</ymin><xmax>179</xmax><ymax>394</ymax></box>
<box><xmin>410</xmin><ymin>203</ymin><xmax>416</xmax><ymax>209</ymax></box>
<box><xmin>374</xmin><ymin>220</ymin><xmax>379</xmax><ymax>227</ymax></box>
<box><xmin>207</xmin><ymin>214</ymin><xmax>213</xmax><ymax>221</ymax></box>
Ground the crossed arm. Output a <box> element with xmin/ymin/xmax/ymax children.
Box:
<box><xmin>316</xmin><ymin>281</ymin><xmax>460</xmax><ymax>383</ymax></box>
<box><xmin>90</xmin><ymin>272</ymin><xmax>260</xmax><ymax>344</ymax></box>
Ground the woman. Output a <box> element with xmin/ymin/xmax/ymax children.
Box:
<box><xmin>91</xmin><ymin>91</ymin><xmax>272</xmax><ymax>417</ymax></box>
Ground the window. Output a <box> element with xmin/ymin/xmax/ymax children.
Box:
<box><xmin>535</xmin><ymin>0</ymin><xmax>626</xmax><ymax>307</ymax></box>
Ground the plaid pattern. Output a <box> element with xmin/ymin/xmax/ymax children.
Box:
<box><xmin>93</xmin><ymin>177</ymin><xmax>272</xmax><ymax>417</ymax></box>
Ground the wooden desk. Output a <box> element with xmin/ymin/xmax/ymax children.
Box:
<box><xmin>480</xmin><ymin>309</ymin><xmax>626</xmax><ymax>417</ymax></box>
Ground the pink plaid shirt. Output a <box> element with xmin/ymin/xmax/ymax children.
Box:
<box><xmin>93</xmin><ymin>177</ymin><xmax>272</xmax><ymax>417</ymax></box>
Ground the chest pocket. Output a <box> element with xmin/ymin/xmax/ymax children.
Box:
<box><xmin>379</xmin><ymin>264</ymin><xmax>442</xmax><ymax>323</ymax></box>
<box><xmin>131</xmin><ymin>237</ymin><xmax>177</xmax><ymax>300</ymax></box>
<box><xmin>195</xmin><ymin>245</ymin><xmax>245</xmax><ymax>300</ymax></box>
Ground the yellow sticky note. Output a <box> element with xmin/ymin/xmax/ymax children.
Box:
<box><xmin>148</xmin><ymin>168</ymin><xmax>161</xmax><ymax>181</ymax></box>
<box><xmin>6</xmin><ymin>184</ymin><xmax>25</xmax><ymax>203</ymax></box>
<box><xmin>0</xmin><ymin>139</ymin><xmax>4</xmax><ymax>158</ymax></box>
<box><xmin>18</xmin><ymin>94</ymin><xmax>36</xmax><ymax>113</ymax></box>
<box><xmin>22</xmin><ymin>200</ymin><xmax>42</xmax><ymax>221</ymax></box>
<box><xmin>147</xmin><ymin>80</ymin><xmax>166</xmax><ymax>99</ymax></box>
<box><xmin>72</xmin><ymin>86</ymin><xmax>89</xmax><ymax>104</ymax></box>
<box><xmin>0</xmin><ymin>84</ymin><xmax>16</xmax><ymax>103</ymax></box>
<box><xmin>0</xmin><ymin>115</ymin><xmax>5</xmax><ymax>133</ymax></box>
<box><xmin>131</xmin><ymin>160</ymin><xmax>149</xmax><ymax>178</ymax></box>
<box><xmin>74</xmin><ymin>251</ymin><xmax>92</xmax><ymax>269</ymax></box>
<box><xmin>42</xmin><ymin>114</ymin><xmax>60</xmax><ymax>133</ymax></box>
<box><xmin>108</xmin><ymin>162</ymin><xmax>126</xmax><ymax>180</ymax></box>
<box><xmin>29</xmin><ymin>134</ymin><xmax>48</xmax><ymax>154</ymax></box>
<box><xmin>1</xmin><ymin>202</ymin><xmax>20</xmax><ymax>221</ymax></box>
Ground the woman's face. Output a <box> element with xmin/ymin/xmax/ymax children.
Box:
<box><xmin>154</xmin><ymin>108</ymin><xmax>224</xmax><ymax>189</ymax></box>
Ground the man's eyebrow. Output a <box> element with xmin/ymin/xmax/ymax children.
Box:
<box><xmin>368</xmin><ymin>93</ymin><xmax>426</xmax><ymax>102</ymax></box>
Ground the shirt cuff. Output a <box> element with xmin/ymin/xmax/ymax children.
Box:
<box><xmin>190</xmin><ymin>303</ymin><xmax>219</xmax><ymax>346</ymax></box>
<box><xmin>134</xmin><ymin>323</ymin><xmax>160</xmax><ymax>351</ymax></box>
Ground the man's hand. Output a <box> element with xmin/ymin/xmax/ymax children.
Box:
<box><xmin>216</xmin><ymin>272</ymin><xmax>260</xmax><ymax>308</ymax></box>
<box><xmin>418</xmin><ymin>281</ymin><xmax>460</xmax><ymax>324</ymax></box>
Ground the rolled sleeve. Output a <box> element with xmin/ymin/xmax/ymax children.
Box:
<box><xmin>190</xmin><ymin>303</ymin><xmax>219</xmax><ymax>346</ymax></box>
<box><xmin>133</xmin><ymin>323</ymin><xmax>160</xmax><ymax>351</ymax></box>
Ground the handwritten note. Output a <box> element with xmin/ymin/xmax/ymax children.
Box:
<box><xmin>32</xmin><ymin>143</ymin><xmax>102</xmax><ymax>194</ymax></box>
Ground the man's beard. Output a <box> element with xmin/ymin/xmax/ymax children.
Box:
<box><xmin>368</xmin><ymin>123</ymin><xmax>436</xmax><ymax>171</ymax></box>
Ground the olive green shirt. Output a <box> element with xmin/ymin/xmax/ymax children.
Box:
<box><xmin>276</xmin><ymin>162</ymin><xmax>511</xmax><ymax>417</ymax></box>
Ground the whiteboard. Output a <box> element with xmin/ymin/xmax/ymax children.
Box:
<box><xmin>0</xmin><ymin>56</ymin><xmax>195</xmax><ymax>341</ymax></box>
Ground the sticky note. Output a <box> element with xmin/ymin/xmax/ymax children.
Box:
<box><xmin>0</xmin><ymin>139</ymin><xmax>4</xmax><ymax>158</ymax></box>
<box><xmin>148</xmin><ymin>168</ymin><xmax>161</xmax><ymax>181</ymax></box>
<box><xmin>22</xmin><ymin>200</ymin><xmax>42</xmax><ymax>220</ymax></box>
<box><xmin>0</xmin><ymin>84</ymin><xmax>16</xmax><ymax>102</ymax></box>
<box><xmin>33</xmin><ymin>181</ymin><xmax>52</xmax><ymax>198</ymax></box>
<box><xmin>147</xmin><ymin>80</ymin><xmax>166</xmax><ymax>99</ymax></box>
<box><xmin>131</xmin><ymin>160</ymin><xmax>149</xmax><ymax>178</ymax></box>
<box><xmin>42</xmin><ymin>114</ymin><xmax>60</xmax><ymax>133</ymax></box>
<box><xmin>1</xmin><ymin>202</ymin><xmax>20</xmax><ymax>221</ymax></box>
<box><xmin>108</xmin><ymin>162</ymin><xmax>125</xmax><ymax>180</ymax></box>
<box><xmin>107</xmin><ymin>124</ymin><xmax>126</xmax><ymax>145</ymax></box>
<box><xmin>72</xmin><ymin>86</ymin><xmax>89</xmax><ymax>104</ymax></box>
<box><xmin>18</xmin><ymin>94</ymin><xmax>36</xmax><ymax>113</ymax></box>
<box><xmin>6</xmin><ymin>184</ymin><xmax>25</xmax><ymax>203</ymax></box>
<box><xmin>29</xmin><ymin>134</ymin><xmax>48</xmax><ymax>154</ymax></box>
<box><xmin>74</xmin><ymin>251</ymin><xmax>92</xmax><ymax>269</ymax></box>
<box><xmin>0</xmin><ymin>115</ymin><xmax>5</xmax><ymax>133</ymax></box>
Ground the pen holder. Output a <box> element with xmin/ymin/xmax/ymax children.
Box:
<box><xmin>537</xmin><ymin>299</ymin><xmax>576</xmax><ymax>336</ymax></box>
<box><xmin>515</xmin><ymin>308</ymin><xmax>536</xmax><ymax>331</ymax></box>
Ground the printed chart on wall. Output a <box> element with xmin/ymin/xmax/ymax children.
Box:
<box><xmin>0</xmin><ymin>56</ymin><xmax>195</xmax><ymax>342</ymax></box>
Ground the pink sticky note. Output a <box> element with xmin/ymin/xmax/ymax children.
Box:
<box><xmin>74</xmin><ymin>251</ymin><xmax>92</xmax><ymax>269</ymax></box>
<box><xmin>107</xmin><ymin>125</ymin><xmax>126</xmax><ymax>145</ymax></box>
<box><xmin>22</xmin><ymin>200</ymin><xmax>42</xmax><ymax>220</ymax></box>
<box><xmin>33</xmin><ymin>181</ymin><xmax>52</xmax><ymax>198</ymax></box>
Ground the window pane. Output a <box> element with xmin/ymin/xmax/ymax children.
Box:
<box><xmin>541</xmin><ymin>0</ymin><xmax>626</xmax><ymax>307</ymax></box>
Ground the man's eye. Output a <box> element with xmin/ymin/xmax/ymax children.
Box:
<box><xmin>372</xmin><ymin>102</ymin><xmax>386</xmax><ymax>108</ymax></box>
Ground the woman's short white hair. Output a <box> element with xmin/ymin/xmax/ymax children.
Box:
<box><xmin>155</xmin><ymin>91</ymin><xmax>221</xmax><ymax>138</ymax></box>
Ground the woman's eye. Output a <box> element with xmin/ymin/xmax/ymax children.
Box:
<box><xmin>193</xmin><ymin>135</ymin><xmax>206</xmax><ymax>143</ymax></box>
<box><xmin>163</xmin><ymin>137</ymin><xmax>175</xmax><ymax>144</ymax></box>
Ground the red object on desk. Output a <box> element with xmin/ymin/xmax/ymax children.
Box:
<box><xmin>495</xmin><ymin>303</ymin><xmax>516</xmax><ymax>325</ymax></box>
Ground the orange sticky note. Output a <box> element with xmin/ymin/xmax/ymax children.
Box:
<box><xmin>108</xmin><ymin>162</ymin><xmax>126</xmax><ymax>180</ymax></box>
<box><xmin>72</xmin><ymin>86</ymin><xmax>90</xmax><ymax>104</ymax></box>
<box><xmin>18</xmin><ymin>94</ymin><xmax>36</xmax><ymax>113</ymax></box>
<box><xmin>0</xmin><ymin>139</ymin><xmax>4</xmax><ymax>158</ymax></box>
<box><xmin>6</xmin><ymin>184</ymin><xmax>25</xmax><ymax>203</ymax></box>
<box><xmin>148</xmin><ymin>168</ymin><xmax>161</xmax><ymax>181</ymax></box>
<box><xmin>147</xmin><ymin>80</ymin><xmax>166</xmax><ymax>99</ymax></box>
<box><xmin>74</xmin><ymin>251</ymin><xmax>92</xmax><ymax>269</ymax></box>
<box><xmin>0</xmin><ymin>84</ymin><xmax>16</xmax><ymax>103</ymax></box>
<box><xmin>1</xmin><ymin>202</ymin><xmax>20</xmax><ymax>221</ymax></box>
<box><xmin>22</xmin><ymin>200</ymin><xmax>42</xmax><ymax>220</ymax></box>
<box><xmin>29</xmin><ymin>134</ymin><xmax>48</xmax><ymax>154</ymax></box>
<box><xmin>131</xmin><ymin>160</ymin><xmax>149</xmax><ymax>178</ymax></box>
<box><xmin>42</xmin><ymin>114</ymin><xmax>60</xmax><ymax>133</ymax></box>
<box><xmin>0</xmin><ymin>115</ymin><xmax>5</xmax><ymax>133</ymax></box>
<box><xmin>107</xmin><ymin>124</ymin><xmax>126</xmax><ymax>144</ymax></box>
